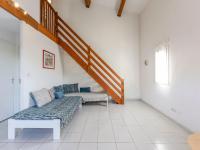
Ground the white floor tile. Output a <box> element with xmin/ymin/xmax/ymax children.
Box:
<box><xmin>98</xmin><ymin>143</ymin><xmax>117</xmax><ymax>150</ymax></box>
<box><xmin>117</xmin><ymin>143</ymin><xmax>137</xmax><ymax>150</ymax></box>
<box><xmin>38</xmin><ymin>143</ymin><xmax>60</xmax><ymax>150</ymax></box>
<box><xmin>0</xmin><ymin>143</ymin><xmax>23</xmax><ymax>150</ymax></box>
<box><xmin>81</xmin><ymin>132</ymin><xmax>98</xmax><ymax>142</ymax></box>
<box><xmin>0</xmin><ymin>101</ymin><xmax>191</xmax><ymax>150</ymax></box>
<box><xmin>62</xmin><ymin>133</ymin><xmax>81</xmax><ymax>142</ymax></box>
<box><xmin>0</xmin><ymin>143</ymin><xmax>6</xmax><ymax>147</ymax></box>
<box><xmin>19</xmin><ymin>143</ymin><xmax>42</xmax><ymax>150</ymax></box>
<box><xmin>150</xmin><ymin>132</ymin><xmax>187</xmax><ymax>144</ymax></box>
<box><xmin>67</xmin><ymin>124</ymin><xmax>85</xmax><ymax>133</ymax></box>
<box><xmin>135</xmin><ymin>143</ymin><xmax>158</xmax><ymax>150</ymax></box>
<box><xmin>58</xmin><ymin>143</ymin><xmax>79</xmax><ymax>150</ymax></box>
<box><xmin>98</xmin><ymin>133</ymin><xmax>115</xmax><ymax>142</ymax></box>
<box><xmin>98</xmin><ymin>127</ymin><xmax>115</xmax><ymax>142</ymax></box>
<box><xmin>156</xmin><ymin>144</ymin><xmax>192</xmax><ymax>150</ymax></box>
<box><xmin>78</xmin><ymin>143</ymin><xmax>97</xmax><ymax>150</ymax></box>
<box><xmin>113</xmin><ymin>127</ymin><xmax>133</xmax><ymax>142</ymax></box>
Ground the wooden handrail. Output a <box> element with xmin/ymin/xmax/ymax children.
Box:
<box><xmin>58</xmin><ymin>16</ymin><xmax>89</xmax><ymax>48</ymax></box>
<box><xmin>58</xmin><ymin>17</ymin><xmax>123</xmax><ymax>86</ymax></box>
<box><xmin>40</xmin><ymin>0</ymin><xmax>57</xmax><ymax>36</ymax></box>
<box><xmin>88</xmin><ymin>68</ymin><xmax>122</xmax><ymax>104</ymax></box>
<box><xmin>59</xmin><ymin>38</ymin><xmax>88</xmax><ymax>70</ymax></box>
<box><xmin>90</xmin><ymin>55</ymin><xmax>122</xmax><ymax>87</ymax></box>
<box><xmin>58</xmin><ymin>22</ymin><xmax>88</xmax><ymax>54</ymax></box>
<box><xmin>90</xmin><ymin>49</ymin><xmax>123</xmax><ymax>82</ymax></box>
<box><xmin>58</xmin><ymin>30</ymin><xmax>88</xmax><ymax>61</ymax></box>
<box><xmin>90</xmin><ymin>63</ymin><xmax>121</xmax><ymax>95</ymax></box>
<box><xmin>57</xmin><ymin>20</ymin><xmax>124</xmax><ymax>84</ymax></box>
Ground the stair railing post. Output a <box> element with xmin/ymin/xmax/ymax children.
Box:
<box><xmin>55</xmin><ymin>12</ymin><xmax>58</xmax><ymax>38</ymax></box>
<box><xmin>40</xmin><ymin>0</ymin><xmax>43</xmax><ymax>24</ymax></box>
<box><xmin>121</xmin><ymin>79</ymin><xmax>124</xmax><ymax>104</ymax></box>
<box><xmin>87</xmin><ymin>46</ymin><xmax>91</xmax><ymax>72</ymax></box>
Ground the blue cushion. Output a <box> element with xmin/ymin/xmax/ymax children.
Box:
<box><xmin>55</xmin><ymin>91</ymin><xmax>64</xmax><ymax>99</ymax></box>
<box><xmin>54</xmin><ymin>85</ymin><xmax>64</xmax><ymax>93</ymax></box>
<box><xmin>30</xmin><ymin>93</ymin><xmax>37</xmax><ymax>107</ymax></box>
<box><xmin>80</xmin><ymin>87</ymin><xmax>91</xmax><ymax>93</ymax></box>
<box><xmin>63</xmin><ymin>83</ymin><xmax>79</xmax><ymax>94</ymax></box>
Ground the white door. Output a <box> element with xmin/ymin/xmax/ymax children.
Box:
<box><xmin>0</xmin><ymin>39</ymin><xmax>19</xmax><ymax>121</ymax></box>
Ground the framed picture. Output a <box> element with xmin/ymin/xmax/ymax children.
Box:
<box><xmin>43</xmin><ymin>50</ymin><xmax>55</xmax><ymax>69</ymax></box>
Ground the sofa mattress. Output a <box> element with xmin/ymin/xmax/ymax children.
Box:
<box><xmin>65</xmin><ymin>93</ymin><xmax>108</xmax><ymax>102</ymax></box>
<box><xmin>12</xmin><ymin>96</ymin><xmax>82</xmax><ymax>127</ymax></box>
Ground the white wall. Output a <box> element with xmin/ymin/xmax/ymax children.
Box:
<box><xmin>14</xmin><ymin>0</ymin><xmax>64</xmax><ymax>110</ymax></box>
<box><xmin>140</xmin><ymin>0</ymin><xmax>200</xmax><ymax>132</ymax></box>
<box><xmin>20</xmin><ymin>22</ymin><xmax>63</xmax><ymax>109</ymax></box>
<box><xmin>61</xmin><ymin>50</ymin><xmax>99</xmax><ymax>89</ymax></box>
<box><xmin>0</xmin><ymin>29</ymin><xmax>17</xmax><ymax>45</ymax></box>
<box><xmin>17</xmin><ymin>0</ymin><xmax>40</xmax><ymax>22</ymax></box>
<box><xmin>52</xmin><ymin>0</ymin><xmax>140</xmax><ymax>99</ymax></box>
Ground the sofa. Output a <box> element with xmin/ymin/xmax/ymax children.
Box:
<box><xmin>8</xmin><ymin>88</ymin><xmax>82</xmax><ymax>140</ymax></box>
<box><xmin>53</xmin><ymin>83</ymin><xmax>109</xmax><ymax>107</ymax></box>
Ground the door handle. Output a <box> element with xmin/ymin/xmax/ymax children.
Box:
<box><xmin>19</xmin><ymin>78</ymin><xmax>21</xmax><ymax>84</ymax></box>
<box><xmin>11</xmin><ymin>78</ymin><xmax>15</xmax><ymax>84</ymax></box>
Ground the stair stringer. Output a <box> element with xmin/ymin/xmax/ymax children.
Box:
<box><xmin>58</xmin><ymin>38</ymin><xmax>122</xmax><ymax>104</ymax></box>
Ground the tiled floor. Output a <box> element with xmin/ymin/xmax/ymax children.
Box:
<box><xmin>0</xmin><ymin>100</ymin><xmax>192</xmax><ymax>150</ymax></box>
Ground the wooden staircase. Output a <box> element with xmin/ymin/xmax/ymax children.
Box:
<box><xmin>41</xmin><ymin>0</ymin><xmax>124</xmax><ymax>104</ymax></box>
<box><xmin>0</xmin><ymin>0</ymin><xmax>124</xmax><ymax>104</ymax></box>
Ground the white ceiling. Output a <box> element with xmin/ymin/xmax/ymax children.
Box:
<box><xmin>0</xmin><ymin>9</ymin><xmax>20</xmax><ymax>33</ymax></box>
<box><xmin>94</xmin><ymin>0</ymin><xmax>150</xmax><ymax>14</ymax></box>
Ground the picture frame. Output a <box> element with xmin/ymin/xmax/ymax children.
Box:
<box><xmin>43</xmin><ymin>50</ymin><xmax>55</xmax><ymax>69</ymax></box>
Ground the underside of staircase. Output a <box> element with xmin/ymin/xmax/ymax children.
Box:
<box><xmin>0</xmin><ymin>0</ymin><xmax>124</xmax><ymax>104</ymax></box>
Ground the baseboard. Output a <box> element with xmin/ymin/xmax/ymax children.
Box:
<box><xmin>141</xmin><ymin>99</ymin><xmax>193</xmax><ymax>134</ymax></box>
<box><xmin>125</xmin><ymin>98</ymin><xmax>141</xmax><ymax>101</ymax></box>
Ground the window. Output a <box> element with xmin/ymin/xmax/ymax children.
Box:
<box><xmin>155</xmin><ymin>43</ymin><xmax>169</xmax><ymax>85</ymax></box>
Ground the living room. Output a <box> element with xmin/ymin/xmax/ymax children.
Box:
<box><xmin>0</xmin><ymin>0</ymin><xmax>199</xmax><ymax>150</ymax></box>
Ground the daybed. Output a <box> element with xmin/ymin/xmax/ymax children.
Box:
<box><xmin>8</xmin><ymin>96</ymin><xmax>82</xmax><ymax>140</ymax></box>
<box><xmin>8</xmin><ymin>83</ymin><xmax>107</xmax><ymax>140</ymax></box>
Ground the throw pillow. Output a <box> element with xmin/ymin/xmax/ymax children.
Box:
<box><xmin>63</xmin><ymin>83</ymin><xmax>79</xmax><ymax>94</ymax></box>
<box><xmin>31</xmin><ymin>88</ymin><xmax>52</xmax><ymax>107</ymax></box>
<box><xmin>80</xmin><ymin>87</ymin><xmax>91</xmax><ymax>93</ymax></box>
<box><xmin>55</xmin><ymin>91</ymin><xmax>64</xmax><ymax>99</ymax></box>
<box><xmin>49</xmin><ymin>88</ymin><xmax>55</xmax><ymax>100</ymax></box>
<box><xmin>53</xmin><ymin>85</ymin><xmax>64</xmax><ymax>92</ymax></box>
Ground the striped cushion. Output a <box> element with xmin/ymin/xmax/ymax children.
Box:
<box><xmin>54</xmin><ymin>85</ymin><xmax>64</xmax><ymax>93</ymax></box>
<box><xmin>63</xmin><ymin>83</ymin><xmax>79</xmax><ymax>94</ymax></box>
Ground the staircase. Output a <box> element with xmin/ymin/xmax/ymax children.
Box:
<box><xmin>0</xmin><ymin>0</ymin><xmax>124</xmax><ymax>104</ymax></box>
<box><xmin>40</xmin><ymin>0</ymin><xmax>124</xmax><ymax>104</ymax></box>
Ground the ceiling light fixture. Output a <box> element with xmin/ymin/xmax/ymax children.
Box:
<box><xmin>24</xmin><ymin>11</ymin><xmax>27</xmax><ymax>15</ymax></box>
<box><xmin>14</xmin><ymin>2</ymin><xmax>19</xmax><ymax>8</ymax></box>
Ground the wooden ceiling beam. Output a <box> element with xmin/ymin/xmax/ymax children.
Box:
<box><xmin>85</xmin><ymin>0</ymin><xmax>91</xmax><ymax>8</ymax></box>
<box><xmin>117</xmin><ymin>0</ymin><xmax>126</xmax><ymax>17</ymax></box>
